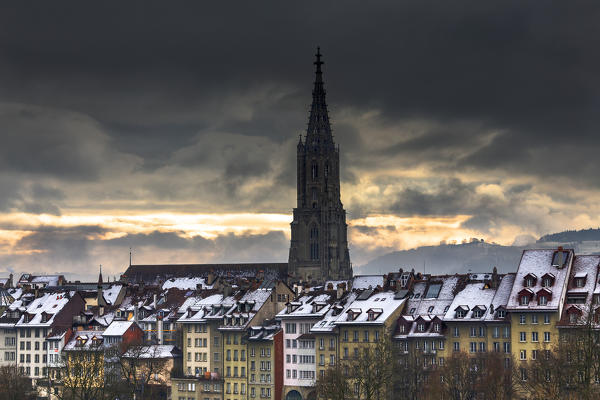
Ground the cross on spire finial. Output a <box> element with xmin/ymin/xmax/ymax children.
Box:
<box><xmin>314</xmin><ymin>47</ymin><xmax>323</xmax><ymax>73</ymax></box>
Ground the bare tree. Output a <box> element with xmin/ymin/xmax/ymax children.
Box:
<box><xmin>59</xmin><ymin>345</ymin><xmax>107</xmax><ymax>400</ymax></box>
<box><xmin>349</xmin><ymin>337</ymin><xmax>396</xmax><ymax>400</ymax></box>
<box><xmin>0</xmin><ymin>365</ymin><xmax>34</xmax><ymax>400</ymax></box>
<box><xmin>118</xmin><ymin>344</ymin><xmax>173</xmax><ymax>400</ymax></box>
<box><xmin>315</xmin><ymin>364</ymin><xmax>352</xmax><ymax>400</ymax></box>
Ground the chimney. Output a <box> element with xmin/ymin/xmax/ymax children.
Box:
<box><xmin>336</xmin><ymin>283</ymin><xmax>345</xmax><ymax>299</ymax></box>
<box><xmin>153</xmin><ymin>293</ymin><xmax>158</xmax><ymax>310</ymax></box>
<box><xmin>157</xmin><ymin>316</ymin><xmax>164</xmax><ymax>345</ymax></box>
<box><xmin>207</xmin><ymin>270</ymin><xmax>215</xmax><ymax>286</ymax></box>
<box><xmin>134</xmin><ymin>304</ymin><xmax>139</xmax><ymax>323</ymax></box>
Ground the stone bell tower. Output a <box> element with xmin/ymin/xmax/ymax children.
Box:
<box><xmin>288</xmin><ymin>48</ymin><xmax>352</xmax><ymax>282</ymax></box>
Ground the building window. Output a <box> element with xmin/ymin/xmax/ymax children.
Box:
<box><xmin>531</xmin><ymin>332</ymin><xmax>538</xmax><ymax>342</ymax></box>
<box><xmin>544</xmin><ymin>314</ymin><xmax>550</xmax><ymax>324</ymax></box>
<box><xmin>520</xmin><ymin>350</ymin><xmax>527</xmax><ymax>360</ymax></box>
<box><xmin>453</xmin><ymin>327</ymin><xmax>459</xmax><ymax>337</ymax></box>
<box><xmin>311</xmin><ymin>163</ymin><xmax>318</xmax><ymax>180</ymax></box>
<box><xmin>519</xmin><ymin>332</ymin><xmax>526</xmax><ymax>342</ymax></box>
<box><xmin>519</xmin><ymin>314</ymin><xmax>526</xmax><ymax>324</ymax></box>
<box><xmin>544</xmin><ymin>332</ymin><xmax>551</xmax><ymax>342</ymax></box>
<box><xmin>453</xmin><ymin>342</ymin><xmax>459</xmax><ymax>352</ymax></box>
<box><xmin>310</xmin><ymin>225</ymin><xmax>319</xmax><ymax>260</ymax></box>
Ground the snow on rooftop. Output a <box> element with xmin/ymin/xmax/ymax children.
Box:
<box><xmin>334</xmin><ymin>291</ymin><xmax>405</xmax><ymax>325</ymax></box>
<box><xmin>103</xmin><ymin>320</ymin><xmax>136</xmax><ymax>336</ymax></box>
<box><xmin>276</xmin><ymin>293</ymin><xmax>332</xmax><ymax>318</ymax></box>
<box><xmin>507</xmin><ymin>249</ymin><xmax>573</xmax><ymax>310</ymax></box>
<box><xmin>162</xmin><ymin>277</ymin><xmax>212</xmax><ymax>291</ymax></box>
<box><xmin>15</xmin><ymin>292</ymin><xmax>73</xmax><ymax>327</ymax></box>
<box><xmin>102</xmin><ymin>284</ymin><xmax>123</xmax><ymax>305</ymax></box>
<box><xmin>311</xmin><ymin>292</ymin><xmax>358</xmax><ymax>333</ymax></box>
<box><xmin>123</xmin><ymin>345</ymin><xmax>179</xmax><ymax>359</ymax></box>
<box><xmin>485</xmin><ymin>274</ymin><xmax>515</xmax><ymax>321</ymax></box>
<box><xmin>352</xmin><ymin>275</ymin><xmax>384</xmax><ymax>290</ymax></box>
<box><xmin>444</xmin><ymin>283</ymin><xmax>496</xmax><ymax>321</ymax></box>
<box><xmin>568</xmin><ymin>255</ymin><xmax>599</xmax><ymax>296</ymax></box>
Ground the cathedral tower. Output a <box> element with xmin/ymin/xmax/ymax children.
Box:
<box><xmin>288</xmin><ymin>48</ymin><xmax>352</xmax><ymax>282</ymax></box>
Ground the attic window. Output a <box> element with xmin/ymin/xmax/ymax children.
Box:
<box><xmin>520</xmin><ymin>296</ymin><xmax>529</xmax><ymax>306</ymax></box>
<box><xmin>434</xmin><ymin>323</ymin><xmax>441</xmax><ymax>332</ymax></box>
<box><xmin>444</xmin><ymin>306</ymin><xmax>449</xmax><ymax>313</ymax></box>
<box><xmin>539</xmin><ymin>295</ymin><xmax>548</xmax><ymax>306</ymax></box>
<box><xmin>428</xmin><ymin>306</ymin><xmax>434</xmax><ymax>313</ymax></box>
<box><xmin>456</xmin><ymin>309</ymin><xmax>467</xmax><ymax>319</ymax></box>
<box><xmin>414</xmin><ymin>293</ymin><xmax>421</xmax><ymax>299</ymax></box>
<box><xmin>497</xmin><ymin>309</ymin><xmax>506</xmax><ymax>319</ymax></box>
<box><xmin>417</xmin><ymin>323</ymin><xmax>426</xmax><ymax>332</ymax></box>
<box><xmin>409</xmin><ymin>308</ymin><xmax>415</xmax><ymax>315</ymax></box>
<box><xmin>473</xmin><ymin>309</ymin><xmax>483</xmax><ymax>318</ymax></box>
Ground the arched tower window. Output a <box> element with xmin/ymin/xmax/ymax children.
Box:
<box><xmin>310</xmin><ymin>225</ymin><xmax>319</xmax><ymax>260</ymax></box>
<box><xmin>312</xmin><ymin>188</ymin><xmax>318</xmax><ymax>208</ymax></box>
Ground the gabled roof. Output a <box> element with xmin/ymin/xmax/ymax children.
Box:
<box><xmin>103</xmin><ymin>320</ymin><xmax>136</xmax><ymax>337</ymax></box>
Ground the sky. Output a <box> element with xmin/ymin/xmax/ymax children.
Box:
<box><xmin>1</xmin><ymin>1</ymin><xmax>600</xmax><ymax>281</ymax></box>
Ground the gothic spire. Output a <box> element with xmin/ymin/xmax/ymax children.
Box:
<box><xmin>306</xmin><ymin>47</ymin><xmax>333</xmax><ymax>146</ymax></box>
<box><xmin>98</xmin><ymin>264</ymin><xmax>103</xmax><ymax>287</ymax></box>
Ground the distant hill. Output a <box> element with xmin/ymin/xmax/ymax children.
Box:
<box><xmin>356</xmin><ymin>228</ymin><xmax>600</xmax><ymax>276</ymax></box>
<box><xmin>356</xmin><ymin>241</ymin><xmax>525</xmax><ymax>276</ymax></box>
<box><xmin>538</xmin><ymin>228</ymin><xmax>600</xmax><ymax>243</ymax></box>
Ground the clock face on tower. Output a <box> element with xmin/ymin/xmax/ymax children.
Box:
<box><xmin>288</xmin><ymin>48</ymin><xmax>351</xmax><ymax>283</ymax></box>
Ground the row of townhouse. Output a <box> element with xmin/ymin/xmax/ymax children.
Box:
<box><xmin>169</xmin><ymin>247</ymin><xmax>600</xmax><ymax>400</ymax></box>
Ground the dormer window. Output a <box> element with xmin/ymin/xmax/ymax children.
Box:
<box><xmin>455</xmin><ymin>306</ymin><xmax>469</xmax><ymax>319</ymax></box>
<box><xmin>574</xmin><ymin>273</ymin><xmax>587</xmax><ymax>288</ymax></box>
<box><xmin>524</xmin><ymin>273</ymin><xmax>537</xmax><ymax>288</ymax></box>
<box><xmin>539</xmin><ymin>296</ymin><xmax>547</xmax><ymax>305</ymax></box>
<box><xmin>542</xmin><ymin>273</ymin><xmax>555</xmax><ymax>288</ymax></box>
<box><xmin>433</xmin><ymin>323</ymin><xmax>441</xmax><ymax>332</ymax></box>
<box><xmin>520</xmin><ymin>296</ymin><xmax>529</xmax><ymax>305</ymax></box>
<box><xmin>497</xmin><ymin>309</ymin><xmax>506</xmax><ymax>319</ymax></box>
<box><xmin>367</xmin><ymin>308</ymin><xmax>382</xmax><ymax>321</ymax></box>
<box><xmin>399</xmin><ymin>324</ymin><xmax>406</xmax><ymax>333</ymax></box>
<box><xmin>518</xmin><ymin>288</ymin><xmax>534</xmax><ymax>306</ymax></box>
<box><xmin>570</xmin><ymin>313</ymin><xmax>578</xmax><ymax>323</ymax></box>
<box><xmin>417</xmin><ymin>323</ymin><xmax>426</xmax><ymax>332</ymax></box>
<box><xmin>473</xmin><ymin>309</ymin><xmax>482</xmax><ymax>318</ymax></box>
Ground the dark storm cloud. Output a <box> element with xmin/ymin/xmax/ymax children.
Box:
<box><xmin>1</xmin><ymin>1</ymin><xmax>600</xmax><ymax>275</ymax></box>
<box><xmin>1</xmin><ymin>1</ymin><xmax>599</xmax><ymax>184</ymax></box>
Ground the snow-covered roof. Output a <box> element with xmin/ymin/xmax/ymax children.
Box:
<box><xmin>310</xmin><ymin>292</ymin><xmax>358</xmax><ymax>333</ymax></box>
<box><xmin>15</xmin><ymin>291</ymin><xmax>73</xmax><ymax>328</ymax></box>
<box><xmin>484</xmin><ymin>274</ymin><xmax>515</xmax><ymax>321</ymax></box>
<box><xmin>444</xmin><ymin>283</ymin><xmax>496</xmax><ymax>321</ymax></box>
<box><xmin>570</xmin><ymin>255</ymin><xmax>599</xmax><ymax>295</ymax></box>
<box><xmin>276</xmin><ymin>294</ymin><xmax>332</xmax><ymax>319</ymax></box>
<box><xmin>507</xmin><ymin>249</ymin><xmax>574</xmax><ymax>311</ymax></box>
<box><xmin>177</xmin><ymin>294</ymin><xmax>225</xmax><ymax>323</ymax></box>
<box><xmin>162</xmin><ymin>277</ymin><xmax>213</xmax><ymax>291</ymax></box>
<box><xmin>122</xmin><ymin>345</ymin><xmax>180</xmax><ymax>359</ymax></box>
<box><xmin>352</xmin><ymin>275</ymin><xmax>384</xmax><ymax>290</ymax></box>
<box><xmin>334</xmin><ymin>291</ymin><xmax>405</xmax><ymax>325</ymax></box>
<box><xmin>103</xmin><ymin>320</ymin><xmax>136</xmax><ymax>337</ymax></box>
<box><xmin>63</xmin><ymin>331</ymin><xmax>104</xmax><ymax>351</ymax></box>
<box><xmin>102</xmin><ymin>284</ymin><xmax>123</xmax><ymax>305</ymax></box>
